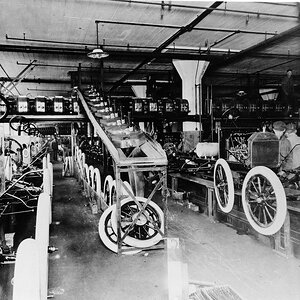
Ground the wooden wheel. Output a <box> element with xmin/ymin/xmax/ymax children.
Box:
<box><xmin>98</xmin><ymin>204</ymin><xmax>141</xmax><ymax>254</ymax></box>
<box><xmin>111</xmin><ymin>197</ymin><xmax>164</xmax><ymax>248</ymax></box>
<box><xmin>214</xmin><ymin>158</ymin><xmax>235</xmax><ymax>213</ymax></box>
<box><xmin>242</xmin><ymin>166</ymin><xmax>287</xmax><ymax>235</ymax></box>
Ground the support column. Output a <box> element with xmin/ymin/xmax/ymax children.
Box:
<box><xmin>131</xmin><ymin>85</ymin><xmax>147</xmax><ymax>131</ymax></box>
<box><xmin>173</xmin><ymin>60</ymin><xmax>209</xmax><ymax>131</ymax></box>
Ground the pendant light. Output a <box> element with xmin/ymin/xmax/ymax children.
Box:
<box><xmin>87</xmin><ymin>22</ymin><xmax>109</xmax><ymax>59</ymax></box>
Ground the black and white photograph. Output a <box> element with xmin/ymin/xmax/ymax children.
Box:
<box><xmin>0</xmin><ymin>1</ymin><xmax>300</xmax><ymax>299</ymax></box>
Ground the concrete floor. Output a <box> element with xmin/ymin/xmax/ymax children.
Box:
<box><xmin>48</xmin><ymin>162</ymin><xmax>300</xmax><ymax>300</ymax></box>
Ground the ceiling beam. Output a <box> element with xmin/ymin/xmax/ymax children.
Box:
<box><xmin>108</xmin><ymin>1</ymin><xmax>223</xmax><ymax>92</ymax></box>
<box><xmin>16</xmin><ymin>61</ymin><xmax>173</xmax><ymax>73</ymax></box>
<box><xmin>5</xmin><ymin>37</ymin><xmax>299</xmax><ymax>60</ymax></box>
<box><xmin>208</xmin><ymin>24</ymin><xmax>300</xmax><ymax>72</ymax></box>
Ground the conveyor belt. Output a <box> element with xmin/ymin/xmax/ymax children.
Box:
<box><xmin>76</xmin><ymin>89</ymin><xmax>167</xmax><ymax>168</ymax></box>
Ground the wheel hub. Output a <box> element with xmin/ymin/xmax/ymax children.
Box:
<box><xmin>257</xmin><ymin>196</ymin><xmax>263</xmax><ymax>203</ymax></box>
<box><xmin>133</xmin><ymin>212</ymin><xmax>148</xmax><ymax>226</ymax></box>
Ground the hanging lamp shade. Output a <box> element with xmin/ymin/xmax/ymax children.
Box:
<box><xmin>87</xmin><ymin>48</ymin><xmax>109</xmax><ymax>59</ymax></box>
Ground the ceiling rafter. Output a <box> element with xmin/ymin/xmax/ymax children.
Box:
<box><xmin>108</xmin><ymin>1</ymin><xmax>224</xmax><ymax>92</ymax></box>
<box><xmin>208</xmin><ymin>24</ymin><xmax>300</xmax><ymax>73</ymax></box>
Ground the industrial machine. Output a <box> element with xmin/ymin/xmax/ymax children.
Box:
<box><xmin>166</xmin><ymin>122</ymin><xmax>298</xmax><ymax>236</ymax></box>
<box><xmin>73</xmin><ymin>86</ymin><xmax>168</xmax><ymax>254</ymax></box>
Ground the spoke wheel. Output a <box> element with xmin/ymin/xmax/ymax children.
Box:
<box><xmin>242</xmin><ymin>166</ymin><xmax>287</xmax><ymax>235</ymax></box>
<box><xmin>98</xmin><ymin>204</ymin><xmax>141</xmax><ymax>254</ymax></box>
<box><xmin>111</xmin><ymin>197</ymin><xmax>164</xmax><ymax>248</ymax></box>
<box><xmin>214</xmin><ymin>158</ymin><xmax>235</xmax><ymax>213</ymax></box>
<box><xmin>103</xmin><ymin>175</ymin><xmax>114</xmax><ymax>206</ymax></box>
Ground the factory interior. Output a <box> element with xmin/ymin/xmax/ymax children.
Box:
<box><xmin>0</xmin><ymin>1</ymin><xmax>300</xmax><ymax>299</ymax></box>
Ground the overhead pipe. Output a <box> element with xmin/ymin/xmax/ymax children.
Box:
<box><xmin>7</xmin><ymin>34</ymin><xmax>239</xmax><ymax>53</ymax></box>
<box><xmin>16</xmin><ymin>61</ymin><xmax>171</xmax><ymax>73</ymax></box>
<box><xmin>95</xmin><ymin>19</ymin><xmax>277</xmax><ymax>36</ymax></box>
<box><xmin>15</xmin><ymin>35</ymin><xmax>300</xmax><ymax>58</ymax></box>
<box><xmin>109</xmin><ymin>1</ymin><xmax>224</xmax><ymax>92</ymax></box>
<box><xmin>0</xmin><ymin>43</ymin><xmax>227</xmax><ymax>61</ymax></box>
<box><xmin>6</xmin><ymin>34</ymin><xmax>154</xmax><ymax>50</ymax></box>
<box><xmin>209</xmin><ymin>24</ymin><xmax>300</xmax><ymax>72</ymax></box>
<box><xmin>116</xmin><ymin>0</ymin><xmax>299</xmax><ymax>19</ymax></box>
<box><xmin>260</xmin><ymin>2</ymin><xmax>298</xmax><ymax>7</ymax></box>
<box><xmin>4</xmin><ymin>42</ymin><xmax>298</xmax><ymax>60</ymax></box>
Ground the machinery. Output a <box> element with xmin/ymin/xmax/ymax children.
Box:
<box><xmin>165</xmin><ymin>122</ymin><xmax>299</xmax><ymax>236</ymax></box>
<box><xmin>0</xmin><ymin>106</ymin><xmax>50</xmax><ymax>258</ymax></box>
<box><xmin>73</xmin><ymin>86</ymin><xmax>168</xmax><ymax>254</ymax></box>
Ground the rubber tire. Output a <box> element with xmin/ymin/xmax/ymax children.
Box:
<box><xmin>84</xmin><ymin>163</ymin><xmax>89</xmax><ymax>182</ymax></box>
<box><xmin>111</xmin><ymin>197</ymin><xmax>164</xmax><ymax>248</ymax></box>
<box><xmin>109</xmin><ymin>180</ymin><xmax>134</xmax><ymax>206</ymax></box>
<box><xmin>74</xmin><ymin>146</ymin><xmax>79</xmax><ymax>161</ymax></box>
<box><xmin>81</xmin><ymin>153</ymin><xmax>86</xmax><ymax>169</ymax></box>
<box><xmin>93</xmin><ymin>168</ymin><xmax>102</xmax><ymax>195</ymax></box>
<box><xmin>214</xmin><ymin>158</ymin><xmax>235</xmax><ymax>213</ymax></box>
<box><xmin>88</xmin><ymin>165</ymin><xmax>94</xmax><ymax>187</ymax></box>
<box><xmin>77</xmin><ymin>149</ymin><xmax>82</xmax><ymax>163</ymax></box>
<box><xmin>242</xmin><ymin>166</ymin><xmax>287</xmax><ymax>236</ymax></box>
<box><xmin>123</xmin><ymin>181</ymin><xmax>134</xmax><ymax>196</ymax></box>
